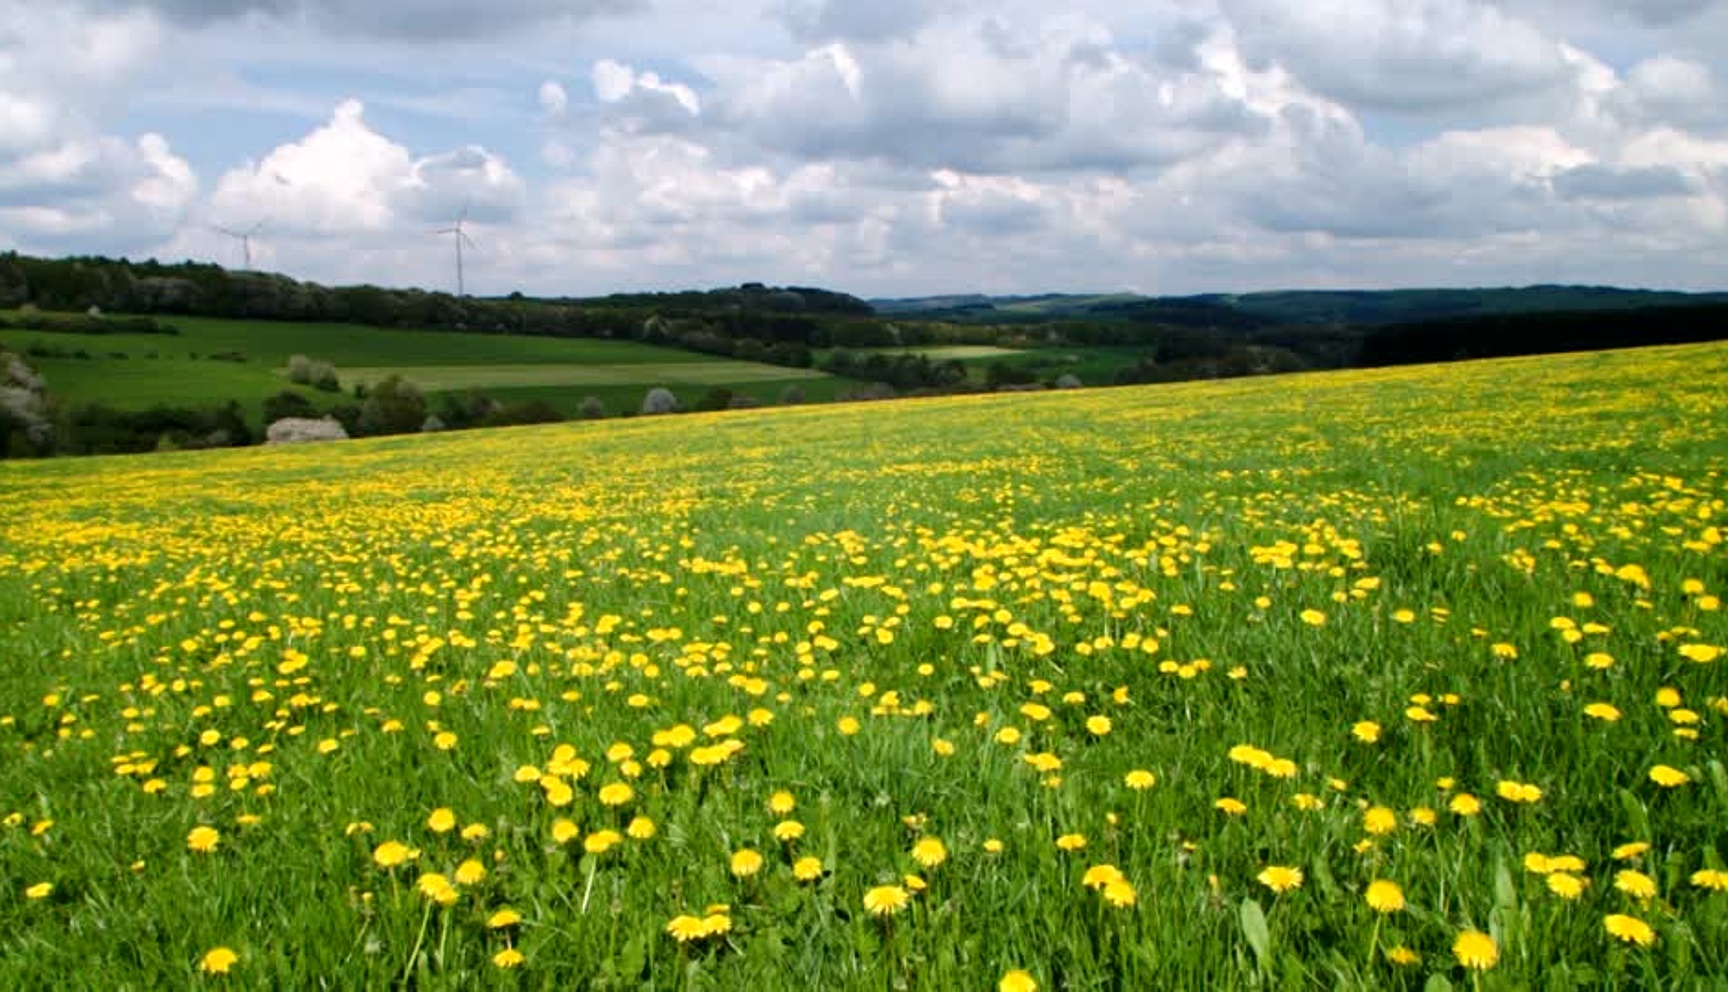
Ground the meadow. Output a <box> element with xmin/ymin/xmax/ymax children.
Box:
<box><xmin>0</xmin><ymin>315</ymin><xmax>845</xmax><ymax>423</ymax></box>
<box><xmin>1</xmin><ymin>342</ymin><xmax>1724</xmax><ymax>989</ymax></box>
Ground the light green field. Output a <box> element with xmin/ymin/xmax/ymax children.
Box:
<box><xmin>860</xmin><ymin>345</ymin><xmax>1026</xmax><ymax>361</ymax></box>
<box><xmin>346</xmin><ymin>360</ymin><xmax>829</xmax><ymax>392</ymax></box>
<box><xmin>1</xmin><ymin>343</ymin><xmax>1724</xmax><ymax>988</ymax></box>
<box><xmin>0</xmin><ymin>314</ymin><xmax>840</xmax><ymax>423</ymax></box>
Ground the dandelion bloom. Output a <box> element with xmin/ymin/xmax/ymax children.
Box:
<box><xmin>1365</xmin><ymin>880</ymin><xmax>1405</xmax><ymax>913</ymax></box>
<box><xmin>492</xmin><ymin>948</ymin><xmax>525</xmax><ymax>969</ymax></box>
<box><xmin>1612</xmin><ymin>842</ymin><xmax>1650</xmax><ymax>861</ymax></box>
<box><xmin>1546</xmin><ymin>873</ymin><xmax>1587</xmax><ymax>899</ymax></box>
<box><xmin>200</xmin><ymin>947</ymin><xmax>238</xmax><ymax>975</ymax></box>
<box><xmin>731</xmin><ymin>849</ymin><xmax>765</xmax><ymax>878</ymax></box>
<box><xmin>417</xmin><ymin>872</ymin><xmax>458</xmax><ymax>906</ymax></box>
<box><xmin>1604</xmin><ymin>914</ymin><xmax>1656</xmax><ymax>946</ymax></box>
<box><xmin>1055</xmin><ymin>833</ymin><xmax>1087</xmax><ymax>852</ymax></box>
<box><xmin>863</xmin><ymin>885</ymin><xmax>911</xmax><ymax>916</ymax></box>
<box><xmin>1086</xmin><ymin>715</ymin><xmax>1112</xmax><ymax>736</ymax></box>
<box><xmin>187</xmin><ymin>826</ymin><xmax>220</xmax><ymax>853</ymax></box>
<box><xmin>1648</xmin><ymin>765</ymin><xmax>1690</xmax><ymax>788</ymax></box>
<box><xmin>1351</xmin><ymin>721</ymin><xmax>1381</xmax><ymax>744</ymax></box>
<box><xmin>1452</xmin><ymin>930</ymin><xmax>1498</xmax><ymax>970</ymax></box>
<box><xmin>1691</xmin><ymin>869</ymin><xmax>1728</xmax><ymax>891</ymax></box>
<box><xmin>1000</xmin><ymin>969</ymin><xmax>1039</xmax><ymax>992</ymax></box>
<box><xmin>665</xmin><ymin>915</ymin><xmax>708</xmax><ymax>942</ymax></box>
<box><xmin>1257</xmin><ymin>866</ymin><xmax>1303</xmax><ymax>894</ymax></box>
<box><xmin>983</xmin><ymin>839</ymin><xmax>1005</xmax><ymax>854</ymax></box>
<box><xmin>1082</xmin><ymin>864</ymin><xmax>1125</xmax><ymax>890</ymax></box>
<box><xmin>792</xmin><ymin>856</ymin><xmax>824</xmax><ymax>882</ymax></box>
<box><xmin>433</xmin><ymin>732</ymin><xmax>458</xmax><ymax>751</ymax></box>
<box><xmin>1103</xmin><ymin>879</ymin><xmax>1137</xmax><ymax>908</ymax></box>
<box><xmin>583</xmin><ymin>830</ymin><xmax>622</xmax><ymax>855</ymax></box>
<box><xmin>912</xmin><ymin>837</ymin><xmax>948</xmax><ymax>869</ymax></box>
<box><xmin>551</xmin><ymin>819</ymin><xmax>580</xmax><ymax>845</ymax></box>
<box><xmin>1449</xmin><ymin>793</ymin><xmax>1482</xmax><ymax>816</ymax></box>
<box><xmin>1215</xmin><ymin>798</ymin><xmax>1248</xmax><ymax>816</ymax></box>
<box><xmin>1124</xmin><ymin>769</ymin><xmax>1156</xmax><ymax>790</ymax></box>
<box><xmin>372</xmin><ymin>840</ymin><xmax>416</xmax><ymax>868</ymax></box>
<box><xmin>454</xmin><ymin>859</ymin><xmax>487</xmax><ymax>886</ymax></box>
<box><xmin>1614</xmin><ymin>870</ymin><xmax>1656</xmax><ymax>900</ymax></box>
<box><xmin>1386</xmin><ymin>946</ymin><xmax>1420</xmax><ymax>967</ymax></box>
<box><xmin>701</xmin><ymin>913</ymin><xmax>732</xmax><ymax>936</ymax></box>
<box><xmin>768</xmin><ymin>790</ymin><xmax>796</xmax><ymax>815</ymax></box>
<box><xmin>25</xmin><ymin>882</ymin><xmax>52</xmax><ymax>900</ymax></box>
<box><xmin>1300</xmin><ymin>609</ymin><xmax>1326</xmax><ymax>626</ymax></box>
<box><xmin>627</xmin><ymin>816</ymin><xmax>657</xmax><ymax>840</ymax></box>
<box><xmin>487</xmin><ymin>908</ymin><xmax>522</xmax><ymax>929</ymax></box>
<box><xmin>1362</xmin><ymin>806</ymin><xmax>1397</xmax><ymax>836</ymax></box>
<box><xmin>426</xmin><ymin>808</ymin><xmax>456</xmax><ymax>833</ymax></box>
<box><xmin>598</xmin><ymin>783</ymin><xmax>635</xmax><ymax>806</ymax></box>
<box><xmin>1495</xmin><ymin>780</ymin><xmax>1542</xmax><ymax>803</ymax></box>
<box><xmin>1583</xmin><ymin>702</ymin><xmax>1621</xmax><ymax>721</ymax></box>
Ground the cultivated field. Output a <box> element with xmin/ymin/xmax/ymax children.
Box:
<box><xmin>1</xmin><ymin>343</ymin><xmax>1724</xmax><ymax>988</ymax></box>
<box><xmin>0</xmin><ymin>315</ymin><xmax>846</xmax><ymax>422</ymax></box>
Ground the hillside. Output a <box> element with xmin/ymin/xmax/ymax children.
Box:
<box><xmin>2</xmin><ymin>341</ymin><xmax>1725</xmax><ymax>986</ymax></box>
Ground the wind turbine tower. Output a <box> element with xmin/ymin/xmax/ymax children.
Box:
<box><xmin>216</xmin><ymin>220</ymin><xmax>266</xmax><ymax>270</ymax></box>
<box><xmin>434</xmin><ymin>206</ymin><xmax>477</xmax><ymax>296</ymax></box>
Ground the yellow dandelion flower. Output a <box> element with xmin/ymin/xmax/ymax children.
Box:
<box><xmin>863</xmin><ymin>885</ymin><xmax>910</xmax><ymax>916</ymax></box>
<box><xmin>1102</xmin><ymin>879</ymin><xmax>1137</xmax><ymax>908</ymax></box>
<box><xmin>1546</xmin><ymin>873</ymin><xmax>1587</xmax><ymax>899</ymax></box>
<box><xmin>983</xmin><ymin>838</ymin><xmax>1005</xmax><ymax>854</ymax></box>
<box><xmin>372</xmin><ymin>840</ymin><xmax>416</xmax><ymax>868</ymax></box>
<box><xmin>433</xmin><ymin>732</ymin><xmax>458</xmax><ymax>751</ymax></box>
<box><xmin>1352</xmin><ymin>721</ymin><xmax>1381</xmax><ymax>743</ymax></box>
<box><xmin>1365</xmin><ymin>880</ymin><xmax>1405</xmax><ymax>913</ymax></box>
<box><xmin>665</xmin><ymin>914</ymin><xmax>708</xmax><ymax>942</ymax></box>
<box><xmin>836</xmin><ymin>716</ymin><xmax>861</xmax><ymax>736</ymax></box>
<box><xmin>487</xmin><ymin>908</ymin><xmax>522</xmax><ymax>929</ymax></box>
<box><xmin>1257</xmin><ymin>865</ymin><xmax>1303</xmax><ymax>894</ymax></box>
<box><xmin>768</xmin><ymin>790</ymin><xmax>796</xmax><ymax>815</ymax></box>
<box><xmin>551</xmin><ymin>819</ymin><xmax>580</xmax><ymax>845</ymax></box>
<box><xmin>1292</xmin><ymin>793</ymin><xmax>1325</xmax><ymax>811</ymax></box>
<box><xmin>1614</xmin><ymin>870</ymin><xmax>1657</xmax><ymax>900</ymax></box>
<box><xmin>1604</xmin><ymin>914</ymin><xmax>1656</xmax><ymax>946</ymax></box>
<box><xmin>1495</xmin><ymin>780</ymin><xmax>1542</xmax><ymax>804</ymax></box>
<box><xmin>583</xmin><ymin>830</ymin><xmax>621</xmax><ymax>855</ymax></box>
<box><xmin>792</xmin><ymin>856</ymin><xmax>824</xmax><ymax>882</ymax></box>
<box><xmin>597</xmin><ymin>782</ymin><xmax>634</xmax><ymax>806</ymax></box>
<box><xmin>25</xmin><ymin>882</ymin><xmax>52</xmax><ymax>900</ymax></box>
<box><xmin>1691</xmin><ymin>869</ymin><xmax>1728</xmax><ymax>891</ymax></box>
<box><xmin>1612</xmin><ymin>842</ymin><xmax>1650</xmax><ymax>861</ymax></box>
<box><xmin>461</xmin><ymin>823</ymin><xmax>489</xmax><ymax>843</ymax></box>
<box><xmin>1362</xmin><ymin>806</ymin><xmax>1397</xmax><ymax>836</ymax></box>
<box><xmin>426</xmin><ymin>808</ymin><xmax>456</xmax><ymax>833</ymax></box>
<box><xmin>200</xmin><ymin>947</ymin><xmax>238</xmax><ymax>975</ymax></box>
<box><xmin>1300</xmin><ymin>609</ymin><xmax>1326</xmax><ymax>626</ymax></box>
<box><xmin>1124</xmin><ymin>769</ymin><xmax>1157</xmax><ymax>790</ymax></box>
<box><xmin>1449</xmin><ymin>793</ymin><xmax>1482</xmax><ymax>816</ymax></box>
<box><xmin>701</xmin><ymin>913</ymin><xmax>732</xmax><ymax>936</ymax></box>
<box><xmin>1387</xmin><ymin>946</ymin><xmax>1420</xmax><ymax>966</ymax></box>
<box><xmin>1453</xmin><ymin>930</ymin><xmax>1498</xmax><ymax>970</ymax></box>
<box><xmin>187</xmin><ymin>826</ymin><xmax>220</xmax><ymax>853</ymax></box>
<box><xmin>1082</xmin><ymin>864</ymin><xmax>1125</xmax><ymax>890</ymax></box>
<box><xmin>1648</xmin><ymin>765</ymin><xmax>1690</xmax><ymax>788</ymax></box>
<box><xmin>731</xmin><ymin>848</ymin><xmax>764</xmax><ymax>878</ymax></box>
<box><xmin>999</xmin><ymin>969</ymin><xmax>1039</xmax><ymax>992</ymax></box>
<box><xmin>911</xmin><ymin>837</ymin><xmax>947</xmax><ymax>869</ymax></box>
<box><xmin>454</xmin><ymin>859</ymin><xmax>486</xmax><ymax>886</ymax></box>
<box><xmin>492</xmin><ymin>947</ymin><xmax>525</xmax><ymax>969</ymax></box>
<box><xmin>1215</xmin><ymin>797</ymin><xmax>1247</xmax><ymax>816</ymax></box>
<box><xmin>1085</xmin><ymin>715</ymin><xmax>1112</xmax><ymax>736</ymax></box>
<box><xmin>1055</xmin><ymin>833</ymin><xmax>1087</xmax><ymax>852</ymax></box>
<box><xmin>416</xmin><ymin>872</ymin><xmax>458</xmax><ymax>906</ymax></box>
<box><xmin>627</xmin><ymin>816</ymin><xmax>657</xmax><ymax>840</ymax></box>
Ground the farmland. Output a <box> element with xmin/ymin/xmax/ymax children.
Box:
<box><xmin>1</xmin><ymin>342</ymin><xmax>1725</xmax><ymax>988</ymax></box>
<box><xmin>0</xmin><ymin>315</ymin><xmax>847</xmax><ymax>423</ymax></box>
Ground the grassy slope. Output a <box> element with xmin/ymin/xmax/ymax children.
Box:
<box><xmin>0</xmin><ymin>342</ymin><xmax>1724</xmax><ymax>987</ymax></box>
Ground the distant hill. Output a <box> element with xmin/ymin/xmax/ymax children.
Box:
<box><xmin>872</xmin><ymin>285</ymin><xmax>1728</xmax><ymax>326</ymax></box>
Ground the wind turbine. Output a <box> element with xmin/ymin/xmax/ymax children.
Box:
<box><xmin>214</xmin><ymin>220</ymin><xmax>266</xmax><ymax>270</ymax></box>
<box><xmin>433</xmin><ymin>205</ymin><xmax>477</xmax><ymax>297</ymax></box>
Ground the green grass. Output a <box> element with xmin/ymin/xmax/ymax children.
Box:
<box><xmin>347</xmin><ymin>361</ymin><xmax>828</xmax><ymax>392</ymax></box>
<box><xmin>1</xmin><ymin>342</ymin><xmax>1725</xmax><ymax>988</ymax></box>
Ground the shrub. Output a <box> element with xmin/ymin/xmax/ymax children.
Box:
<box><xmin>642</xmin><ymin>387</ymin><xmax>679</xmax><ymax>415</ymax></box>
<box><xmin>578</xmin><ymin>396</ymin><xmax>606</xmax><ymax>420</ymax></box>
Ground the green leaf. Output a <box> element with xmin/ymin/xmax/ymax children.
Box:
<box><xmin>1240</xmin><ymin>897</ymin><xmax>1270</xmax><ymax>970</ymax></box>
<box><xmin>1423</xmin><ymin>974</ymin><xmax>1456</xmax><ymax>992</ymax></box>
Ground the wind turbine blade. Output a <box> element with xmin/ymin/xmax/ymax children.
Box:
<box><xmin>460</xmin><ymin>231</ymin><xmax>478</xmax><ymax>250</ymax></box>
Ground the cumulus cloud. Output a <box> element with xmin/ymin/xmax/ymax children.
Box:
<box><xmin>82</xmin><ymin>0</ymin><xmax>644</xmax><ymax>40</ymax></box>
<box><xmin>1218</xmin><ymin>0</ymin><xmax>1577</xmax><ymax>113</ymax></box>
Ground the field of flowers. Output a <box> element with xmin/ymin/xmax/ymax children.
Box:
<box><xmin>2</xmin><ymin>342</ymin><xmax>1725</xmax><ymax>989</ymax></box>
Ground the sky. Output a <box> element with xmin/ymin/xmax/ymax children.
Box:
<box><xmin>3</xmin><ymin>0</ymin><xmax>1727</xmax><ymax>299</ymax></box>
